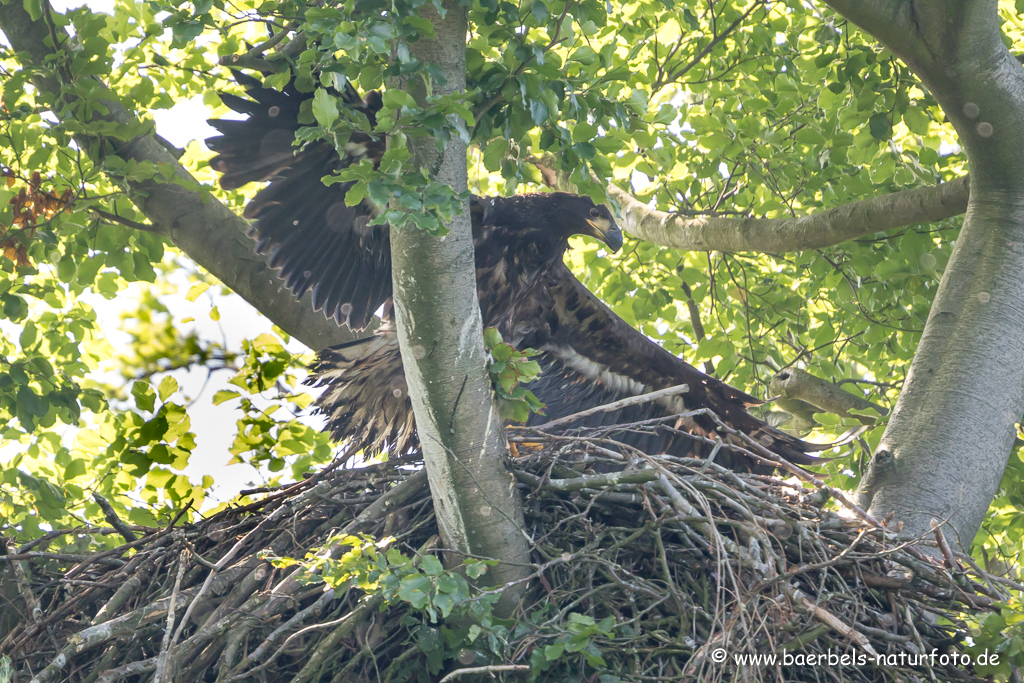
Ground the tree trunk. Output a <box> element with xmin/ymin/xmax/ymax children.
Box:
<box><xmin>388</xmin><ymin>2</ymin><xmax>531</xmax><ymax>608</ymax></box>
<box><xmin>826</xmin><ymin>0</ymin><xmax>1024</xmax><ymax>550</ymax></box>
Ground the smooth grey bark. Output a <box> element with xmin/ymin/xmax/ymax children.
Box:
<box><xmin>608</xmin><ymin>177</ymin><xmax>969</xmax><ymax>252</ymax></box>
<box><xmin>535</xmin><ymin>158</ymin><xmax>969</xmax><ymax>252</ymax></box>
<box><xmin>0</xmin><ymin>1</ymin><xmax>357</xmax><ymax>352</ymax></box>
<box><xmin>768</xmin><ymin>369</ymin><xmax>887</xmax><ymax>424</ymax></box>
<box><xmin>825</xmin><ymin>0</ymin><xmax>1024</xmax><ymax>550</ymax></box>
<box><xmin>388</xmin><ymin>3</ymin><xmax>530</xmax><ymax>606</ymax></box>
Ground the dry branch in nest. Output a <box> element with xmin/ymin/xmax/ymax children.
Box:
<box><xmin>1</xmin><ymin>414</ymin><xmax>1010</xmax><ymax>683</ymax></box>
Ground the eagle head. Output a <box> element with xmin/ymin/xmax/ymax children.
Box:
<box><xmin>476</xmin><ymin>192</ymin><xmax>623</xmax><ymax>257</ymax></box>
<box><xmin>546</xmin><ymin>193</ymin><xmax>623</xmax><ymax>253</ymax></box>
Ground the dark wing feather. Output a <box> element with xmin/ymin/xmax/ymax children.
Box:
<box><xmin>206</xmin><ymin>73</ymin><xmax>390</xmax><ymax>330</ymax></box>
<box><xmin>523</xmin><ymin>263</ymin><xmax>824</xmax><ymax>471</ymax></box>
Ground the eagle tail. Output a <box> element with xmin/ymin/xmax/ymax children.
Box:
<box><xmin>306</xmin><ymin>327</ymin><xmax>417</xmax><ymax>458</ymax></box>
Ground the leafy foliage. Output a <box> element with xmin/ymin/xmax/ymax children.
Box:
<box><xmin>2</xmin><ymin>0</ymin><xmax>1024</xmax><ymax>672</ymax></box>
<box><xmin>970</xmin><ymin>598</ymin><xmax>1024</xmax><ymax>680</ymax></box>
<box><xmin>483</xmin><ymin>327</ymin><xmax>544</xmax><ymax>422</ymax></box>
<box><xmin>272</xmin><ymin>534</ymin><xmax>619</xmax><ymax>681</ymax></box>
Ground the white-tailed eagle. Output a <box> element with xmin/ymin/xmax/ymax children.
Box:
<box><xmin>206</xmin><ymin>73</ymin><xmax>824</xmax><ymax>472</ymax></box>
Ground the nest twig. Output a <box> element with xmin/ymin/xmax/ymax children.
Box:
<box><xmin>0</xmin><ymin>416</ymin><xmax>1004</xmax><ymax>682</ymax></box>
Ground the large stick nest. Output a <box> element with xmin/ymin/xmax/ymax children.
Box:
<box><xmin>1</xmin><ymin>419</ymin><xmax>1011</xmax><ymax>683</ymax></box>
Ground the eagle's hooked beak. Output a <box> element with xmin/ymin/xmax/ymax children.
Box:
<box><xmin>587</xmin><ymin>218</ymin><xmax>624</xmax><ymax>253</ymax></box>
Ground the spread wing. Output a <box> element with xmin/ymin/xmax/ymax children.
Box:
<box><xmin>207</xmin><ymin>74</ymin><xmax>825</xmax><ymax>470</ymax></box>
<box><xmin>206</xmin><ymin>73</ymin><xmax>390</xmax><ymax>330</ymax></box>
<box><xmin>309</xmin><ymin>260</ymin><xmax>825</xmax><ymax>471</ymax></box>
<box><xmin>520</xmin><ymin>263</ymin><xmax>825</xmax><ymax>470</ymax></box>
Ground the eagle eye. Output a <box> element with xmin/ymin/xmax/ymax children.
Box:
<box><xmin>589</xmin><ymin>208</ymin><xmax>600</xmax><ymax>218</ymax></box>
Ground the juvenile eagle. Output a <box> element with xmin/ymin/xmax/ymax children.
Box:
<box><xmin>206</xmin><ymin>73</ymin><xmax>825</xmax><ymax>472</ymax></box>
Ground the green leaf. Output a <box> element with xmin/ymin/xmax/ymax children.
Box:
<box><xmin>794</xmin><ymin>128</ymin><xmax>826</xmax><ymax>145</ymax></box>
<box><xmin>344</xmin><ymin>181</ymin><xmax>366</xmax><ymax>207</ymax></box>
<box><xmin>37</xmin><ymin>480</ymin><xmax>66</xmax><ymax>510</ymax></box>
<box><xmin>312</xmin><ymin>88</ymin><xmax>339</xmax><ymax>128</ymax></box>
<box><xmin>132</xmin><ymin>381</ymin><xmax>156</xmax><ymax>413</ymax></box>
<box><xmin>16</xmin><ymin>386</ymin><xmax>47</xmax><ymax>417</ymax></box>
<box><xmin>134</xmin><ymin>415</ymin><xmax>169</xmax><ymax>445</ymax></box>
<box><xmin>875</xmin><ymin>259</ymin><xmax>909</xmax><ymax>281</ymax></box>
<box><xmin>435</xmin><ymin>573</ymin><xmax>462</xmax><ymax>594</ymax></box>
<box><xmin>483</xmin><ymin>138</ymin><xmax>509</xmax><ymax>172</ymax></box>
<box><xmin>381</xmin><ymin>89</ymin><xmax>417</xmax><ymax>110</ymax></box>
<box><xmin>483</xmin><ymin>328</ymin><xmax>502</xmax><ymax>348</ymax></box>
<box><xmin>544</xmin><ymin>643</ymin><xmax>565</xmax><ymax>661</ymax></box>
<box><xmin>398</xmin><ymin>574</ymin><xmax>432</xmax><ymax>609</ymax></box>
<box><xmin>868</xmin><ymin>112</ymin><xmax>892</xmax><ymax>140</ymax></box>
<box><xmin>2</xmin><ymin>295</ymin><xmax>27</xmax><ymax>322</ymax></box>
<box><xmin>19</xmin><ymin>321</ymin><xmax>37</xmax><ymax>349</ymax></box>
<box><xmin>185</xmin><ymin>282</ymin><xmax>210</xmax><ymax>302</ymax></box>
<box><xmin>63</xmin><ymin>458</ymin><xmax>87</xmax><ymax>480</ymax></box>
<box><xmin>433</xmin><ymin>592</ymin><xmax>454</xmax><ymax>617</ymax></box>
<box><xmin>157</xmin><ymin>376</ymin><xmax>178</xmax><ymax>402</ymax></box>
<box><xmin>529</xmin><ymin>98</ymin><xmax>550</xmax><ymax>125</ymax></box>
<box><xmin>23</xmin><ymin>0</ymin><xmax>42</xmax><ymax>21</ymax></box>
<box><xmin>572</xmin><ymin>122</ymin><xmax>597</xmax><ymax>142</ymax></box>
<box><xmin>902</xmin><ymin>107</ymin><xmax>931</xmax><ymax>135</ymax></box>
<box><xmin>464</xmin><ymin>561</ymin><xmax>488</xmax><ymax>579</ymax></box>
<box><xmin>96</xmin><ymin>272</ymin><xmax>120</xmax><ymax>298</ymax></box>
<box><xmin>421</xmin><ymin>555</ymin><xmax>444</xmax><ymax>576</ymax></box>
<box><xmin>212</xmin><ymin>390</ymin><xmax>240</xmax><ymax>405</ymax></box>
<box><xmin>531</xmin><ymin>0</ymin><xmax>548</xmax><ymax>22</ymax></box>
<box><xmin>57</xmin><ymin>256</ymin><xmax>78</xmax><ymax>283</ymax></box>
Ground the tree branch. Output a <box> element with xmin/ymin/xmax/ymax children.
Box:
<box><xmin>531</xmin><ymin>158</ymin><xmax>968</xmax><ymax>252</ymax></box>
<box><xmin>820</xmin><ymin>1</ymin><xmax>928</xmax><ymax>69</ymax></box>
<box><xmin>769</xmin><ymin>368</ymin><xmax>886</xmax><ymax>425</ymax></box>
<box><xmin>607</xmin><ymin>178</ymin><xmax>968</xmax><ymax>252</ymax></box>
<box><xmin>0</xmin><ymin>1</ymin><xmax>358</xmax><ymax>352</ymax></box>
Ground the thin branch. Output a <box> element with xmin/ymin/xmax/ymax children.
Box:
<box><xmin>439</xmin><ymin>665</ymin><xmax>530</xmax><ymax>681</ymax></box>
<box><xmin>92</xmin><ymin>494</ymin><xmax>137</xmax><ymax>543</ymax></box>
<box><xmin>153</xmin><ymin>550</ymin><xmax>188</xmax><ymax>683</ymax></box>
<box><xmin>515</xmin><ymin>383</ymin><xmax>689</xmax><ymax>432</ymax></box>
